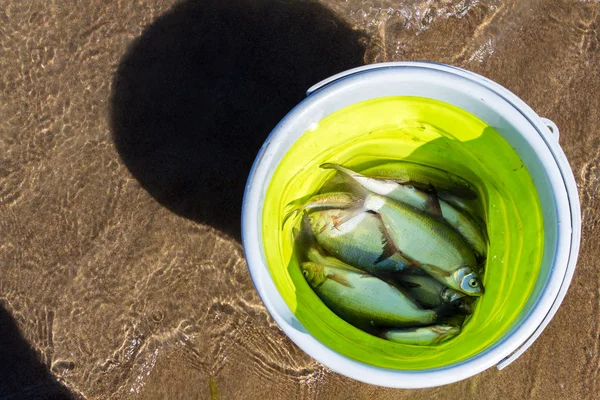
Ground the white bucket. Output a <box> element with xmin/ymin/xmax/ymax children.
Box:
<box><xmin>241</xmin><ymin>62</ymin><xmax>581</xmax><ymax>388</ymax></box>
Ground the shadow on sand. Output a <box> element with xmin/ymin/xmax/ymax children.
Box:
<box><xmin>111</xmin><ymin>0</ymin><xmax>367</xmax><ymax>240</ymax></box>
<box><xmin>0</xmin><ymin>303</ymin><xmax>79</xmax><ymax>399</ymax></box>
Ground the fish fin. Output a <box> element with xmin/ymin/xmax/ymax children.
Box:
<box><xmin>282</xmin><ymin>208</ymin><xmax>300</xmax><ymax>230</ymax></box>
<box><xmin>320</xmin><ymin>163</ymin><xmax>370</xmax><ymax>200</ymax></box>
<box><xmin>326</xmin><ymin>272</ymin><xmax>353</xmax><ymax>288</ymax></box>
<box><xmin>372</xmin><ymin>214</ymin><xmax>420</xmax><ymax>269</ymax></box>
<box><xmin>398</xmin><ymin>281</ymin><xmax>421</xmax><ymax>289</ymax></box>
<box><xmin>331</xmin><ymin>206</ymin><xmax>364</xmax><ymax>230</ymax></box>
<box><xmin>374</xmin><ymin>225</ymin><xmax>399</xmax><ymax>264</ymax></box>
<box><xmin>300</xmin><ymin>211</ymin><xmax>313</xmax><ymax>236</ymax></box>
<box><xmin>424</xmin><ymin>193</ymin><xmax>443</xmax><ymax>217</ymax></box>
<box><xmin>318</xmin><ymin>174</ymin><xmax>346</xmax><ymax>193</ymax></box>
<box><xmin>291</xmin><ymin>227</ymin><xmax>301</xmax><ymax>243</ymax></box>
<box><xmin>369</xmin><ymin>213</ymin><xmax>399</xmax><ymax>264</ymax></box>
<box><xmin>406</xmin><ymin>183</ymin><xmax>442</xmax><ymax>217</ymax></box>
<box><xmin>292</xmin><ymin>212</ymin><xmax>319</xmax><ymax>258</ymax></box>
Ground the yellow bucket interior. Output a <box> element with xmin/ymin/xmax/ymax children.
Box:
<box><xmin>262</xmin><ymin>96</ymin><xmax>544</xmax><ymax>369</ymax></box>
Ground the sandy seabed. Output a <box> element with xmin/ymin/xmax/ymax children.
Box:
<box><xmin>1</xmin><ymin>0</ymin><xmax>599</xmax><ymax>398</ymax></box>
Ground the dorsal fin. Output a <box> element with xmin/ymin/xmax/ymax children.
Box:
<box><xmin>424</xmin><ymin>190</ymin><xmax>443</xmax><ymax>217</ymax></box>
<box><xmin>372</xmin><ymin>213</ymin><xmax>420</xmax><ymax>269</ymax></box>
<box><xmin>399</xmin><ymin>281</ymin><xmax>421</xmax><ymax>289</ymax></box>
<box><xmin>374</xmin><ymin>221</ymin><xmax>400</xmax><ymax>264</ymax></box>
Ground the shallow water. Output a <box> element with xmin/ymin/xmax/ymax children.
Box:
<box><xmin>1</xmin><ymin>0</ymin><xmax>600</xmax><ymax>398</ymax></box>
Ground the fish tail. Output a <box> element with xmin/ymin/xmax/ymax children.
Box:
<box><xmin>320</xmin><ymin>163</ymin><xmax>371</xmax><ymax>200</ymax></box>
<box><xmin>320</xmin><ymin>164</ymin><xmax>382</xmax><ymax>222</ymax></box>
<box><xmin>319</xmin><ymin>164</ymin><xmax>394</xmax><ymax>219</ymax></box>
<box><xmin>283</xmin><ymin>190</ymin><xmax>361</xmax><ymax>230</ymax></box>
<box><xmin>292</xmin><ymin>211</ymin><xmax>316</xmax><ymax>246</ymax></box>
<box><xmin>321</xmin><ymin>163</ymin><xmax>439</xmax><ymax>215</ymax></box>
<box><xmin>282</xmin><ymin>207</ymin><xmax>300</xmax><ymax>229</ymax></box>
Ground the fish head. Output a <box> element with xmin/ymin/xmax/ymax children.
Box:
<box><xmin>454</xmin><ymin>267</ymin><xmax>484</xmax><ymax>296</ymax></box>
<box><xmin>308</xmin><ymin>208</ymin><xmax>355</xmax><ymax>234</ymax></box>
<box><xmin>300</xmin><ymin>262</ymin><xmax>327</xmax><ymax>288</ymax></box>
<box><xmin>307</xmin><ymin>210</ymin><xmax>331</xmax><ymax>234</ymax></box>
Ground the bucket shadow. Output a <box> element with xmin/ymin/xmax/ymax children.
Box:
<box><xmin>0</xmin><ymin>304</ymin><xmax>79</xmax><ymax>399</ymax></box>
<box><xmin>110</xmin><ymin>0</ymin><xmax>367</xmax><ymax>240</ymax></box>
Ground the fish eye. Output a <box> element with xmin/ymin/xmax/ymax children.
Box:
<box><xmin>468</xmin><ymin>278</ymin><xmax>478</xmax><ymax>288</ymax></box>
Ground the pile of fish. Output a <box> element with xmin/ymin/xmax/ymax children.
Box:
<box><xmin>285</xmin><ymin>162</ymin><xmax>488</xmax><ymax>346</ymax></box>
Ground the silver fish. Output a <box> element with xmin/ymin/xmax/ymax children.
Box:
<box><xmin>396</xmin><ymin>272</ymin><xmax>473</xmax><ymax>314</ymax></box>
<box><xmin>437</xmin><ymin>192</ymin><xmax>482</xmax><ymax>218</ymax></box>
<box><xmin>300</xmin><ymin>262</ymin><xmax>439</xmax><ymax>328</ymax></box>
<box><xmin>293</xmin><ymin>211</ymin><xmax>374</xmax><ymax>271</ymax></box>
<box><xmin>382</xmin><ymin>324</ymin><xmax>460</xmax><ymax>345</ymax></box>
<box><xmin>362</xmin><ymin>161</ymin><xmax>478</xmax><ymax>199</ymax></box>
<box><xmin>320</xmin><ymin>164</ymin><xmax>443</xmax><ymax>217</ymax></box>
<box><xmin>322</xmin><ymin>164</ymin><xmax>487</xmax><ymax>259</ymax></box>
<box><xmin>439</xmin><ymin>200</ymin><xmax>488</xmax><ymax>259</ymax></box>
<box><xmin>283</xmin><ymin>192</ymin><xmax>358</xmax><ymax>228</ymax></box>
<box><xmin>321</xmin><ymin>163</ymin><xmax>483</xmax><ymax>296</ymax></box>
<box><xmin>308</xmin><ymin>208</ymin><xmax>412</xmax><ymax>275</ymax></box>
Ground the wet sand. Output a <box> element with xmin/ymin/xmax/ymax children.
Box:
<box><xmin>1</xmin><ymin>0</ymin><xmax>599</xmax><ymax>398</ymax></box>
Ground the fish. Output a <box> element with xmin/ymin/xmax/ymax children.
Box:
<box><xmin>321</xmin><ymin>163</ymin><xmax>484</xmax><ymax>296</ymax></box>
<box><xmin>283</xmin><ymin>192</ymin><xmax>358</xmax><ymax>228</ymax></box>
<box><xmin>395</xmin><ymin>272</ymin><xmax>473</xmax><ymax>315</ymax></box>
<box><xmin>438</xmin><ymin>200</ymin><xmax>488</xmax><ymax>259</ymax></box>
<box><xmin>293</xmin><ymin>211</ymin><xmax>376</xmax><ymax>272</ymax></box>
<box><xmin>382</xmin><ymin>324</ymin><xmax>460</xmax><ymax>345</ymax></box>
<box><xmin>318</xmin><ymin>164</ymin><xmax>443</xmax><ymax>217</ymax></box>
<box><xmin>307</xmin><ymin>208</ymin><xmax>413</xmax><ymax>275</ymax></box>
<box><xmin>321</xmin><ymin>164</ymin><xmax>488</xmax><ymax>259</ymax></box>
<box><xmin>437</xmin><ymin>192</ymin><xmax>482</xmax><ymax>218</ymax></box>
<box><xmin>361</xmin><ymin>161</ymin><xmax>478</xmax><ymax>199</ymax></box>
<box><xmin>300</xmin><ymin>262</ymin><xmax>440</xmax><ymax>328</ymax></box>
<box><xmin>365</xmin><ymin>193</ymin><xmax>484</xmax><ymax>296</ymax></box>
